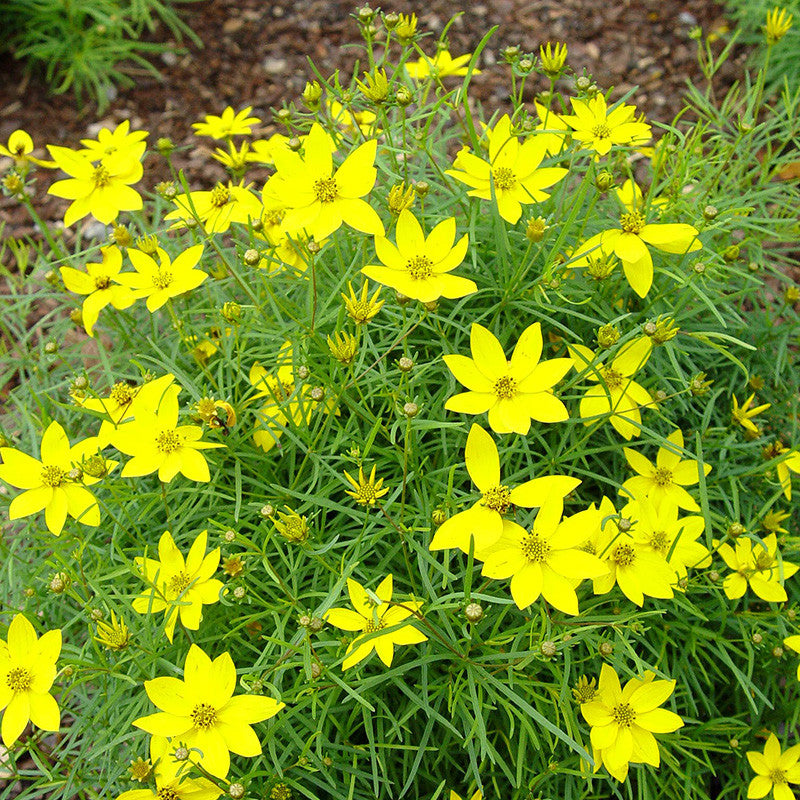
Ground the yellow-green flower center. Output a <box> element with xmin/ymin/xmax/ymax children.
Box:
<box><xmin>652</xmin><ymin>467</ymin><xmax>673</xmax><ymax>487</ymax></box>
<box><xmin>620</xmin><ymin>211</ymin><xmax>646</xmax><ymax>235</ymax></box>
<box><xmin>493</xmin><ymin>375</ymin><xmax>518</xmax><ymax>400</ymax></box>
<box><xmin>92</xmin><ymin>165</ymin><xmax>111</xmax><ymax>188</ymax></box>
<box><xmin>7</xmin><ymin>666</ymin><xmax>33</xmax><ymax>692</ymax></box>
<box><xmin>362</xmin><ymin>618</ymin><xmax>386</xmax><ymax>634</ymax></box>
<box><xmin>210</xmin><ymin>184</ymin><xmax>231</xmax><ymax>207</ymax></box>
<box><xmin>520</xmin><ymin>532</ymin><xmax>551</xmax><ymax>563</ymax></box>
<box><xmin>263</xmin><ymin>208</ymin><xmax>284</xmax><ymax>227</ymax></box>
<box><xmin>611</xmin><ymin>702</ymin><xmax>636</xmax><ymax>727</ymax></box>
<box><xmin>353</xmin><ymin>484</ymin><xmax>378</xmax><ymax>505</ymax></box>
<box><xmin>612</xmin><ymin>542</ymin><xmax>636</xmax><ymax>567</ymax></box>
<box><xmin>649</xmin><ymin>530</ymin><xmax>670</xmax><ymax>555</ymax></box>
<box><xmin>591</xmin><ymin>123</ymin><xmax>611</xmax><ymax>139</ymax></box>
<box><xmin>313</xmin><ymin>177</ymin><xmax>339</xmax><ymax>203</ymax></box>
<box><xmin>580</xmin><ymin>541</ymin><xmax>597</xmax><ymax>555</ymax></box>
<box><xmin>191</xmin><ymin>703</ymin><xmax>217</xmax><ymax>729</ymax></box>
<box><xmin>110</xmin><ymin>382</ymin><xmax>135</xmax><ymax>406</ymax></box>
<box><xmin>406</xmin><ymin>255</ymin><xmax>434</xmax><ymax>280</ymax></box>
<box><xmin>754</xmin><ymin>550</ymin><xmax>776</xmax><ymax>571</ymax></box>
<box><xmin>481</xmin><ymin>484</ymin><xmax>512</xmax><ymax>514</ymax></box>
<box><xmin>600</xmin><ymin>367</ymin><xmax>624</xmax><ymax>391</ymax></box>
<box><xmin>152</xmin><ymin>269</ymin><xmax>173</xmax><ymax>290</ymax></box>
<box><xmin>768</xmin><ymin>768</ymin><xmax>787</xmax><ymax>785</ymax></box>
<box><xmin>492</xmin><ymin>167</ymin><xmax>516</xmax><ymax>191</ymax></box>
<box><xmin>168</xmin><ymin>571</ymin><xmax>191</xmax><ymax>594</ymax></box>
<box><xmin>94</xmin><ymin>275</ymin><xmax>112</xmax><ymax>290</ymax></box>
<box><xmin>155</xmin><ymin>430</ymin><xmax>182</xmax><ymax>453</ymax></box>
<box><xmin>41</xmin><ymin>464</ymin><xmax>66</xmax><ymax>488</ymax></box>
<box><xmin>157</xmin><ymin>789</ymin><xmax>180</xmax><ymax>800</ymax></box>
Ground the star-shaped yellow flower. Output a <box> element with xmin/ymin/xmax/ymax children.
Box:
<box><xmin>746</xmin><ymin>733</ymin><xmax>800</xmax><ymax>800</ymax></box>
<box><xmin>405</xmin><ymin>49</ymin><xmax>479</xmax><ymax>80</ymax></box>
<box><xmin>732</xmin><ymin>392</ymin><xmax>771</xmax><ymax>435</ymax></box>
<box><xmin>715</xmin><ymin>533</ymin><xmax>798</xmax><ymax>602</ymax></box>
<box><xmin>561</xmin><ymin>94</ymin><xmax>651</xmax><ymax>156</ymax></box>
<box><xmin>191</xmin><ymin>106</ymin><xmax>261</xmax><ymax>138</ymax></box>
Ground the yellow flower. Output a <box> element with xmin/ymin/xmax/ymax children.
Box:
<box><xmin>580</xmin><ymin>663</ymin><xmax>683</xmax><ymax>782</ymax></box>
<box><xmin>0</xmin><ymin>614</ymin><xmax>61</xmax><ymax>747</ymax></box>
<box><xmin>444</xmin><ymin>321</ymin><xmax>572</xmax><ymax>434</ymax></box>
<box><xmin>344</xmin><ymin>465</ymin><xmax>389</xmax><ymax>506</ymax></box>
<box><xmin>446</xmin><ymin>114</ymin><xmax>567</xmax><ymax>224</ymax></box>
<box><xmin>764</xmin><ymin>7</ymin><xmax>793</xmax><ymax>44</ymax></box>
<box><xmin>539</xmin><ymin>42</ymin><xmax>568</xmax><ymax>76</ymax></box>
<box><xmin>247</xmin><ymin>132</ymin><xmax>295</xmax><ymax>165</ymax></box>
<box><xmin>561</xmin><ymin>94</ymin><xmax>651</xmax><ymax>156</ymax></box>
<box><xmin>777</xmin><ymin>449</ymin><xmax>800</xmax><ymax>500</ymax></box>
<box><xmin>118</xmin><ymin>736</ymin><xmax>223</xmax><ymax>800</ymax></box>
<box><xmin>191</xmin><ymin>106</ymin><xmax>261</xmax><ymax>138</ymax></box>
<box><xmin>715</xmin><ymin>533</ymin><xmax>798</xmax><ymax>602</ymax></box>
<box><xmin>110</xmin><ymin>389</ymin><xmax>224</xmax><ymax>482</ymax></box>
<box><xmin>0</xmin><ymin>421</ymin><xmax>103</xmax><ymax>535</ymax></box>
<box><xmin>746</xmin><ymin>733</ymin><xmax>800</xmax><ymax>800</ymax></box>
<box><xmin>272</xmin><ymin>506</ymin><xmax>310</xmax><ymax>542</ymax></box>
<box><xmin>621</xmin><ymin>429</ymin><xmax>712</xmax><ymax>512</ymax></box>
<box><xmin>479</xmin><ymin>497</ymin><xmax>608</xmax><ymax>613</ymax></box>
<box><xmin>784</xmin><ymin>636</ymin><xmax>800</xmax><ymax>681</ymax></box>
<box><xmin>589</xmin><ymin>497</ymin><xmax>676</xmax><ymax>606</ymax></box>
<box><xmin>356</xmin><ymin>68</ymin><xmax>390</xmax><ymax>103</ymax></box>
<box><xmin>325</xmin><ymin>575</ymin><xmax>427</xmax><ymax>670</ymax></box>
<box><xmin>395</xmin><ymin>13</ymin><xmax>418</xmax><ymax>45</ymax></box>
<box><xmin>342</xmin><ymin>281</ymin><xmax>383</xmax><ymax>324</ymax></box>
<box><xmin>449</xmin><ymin>792</ymin><xmax>482</xmax><ymax>800</ymax></box>
<box><xmin>115</xmin><ymin>244</ymin><xmax>207</xmax><ymax>312</ymax></box>
<box><xmin>165</xmin><ymin>182</ymin><xmax>262</xmax><ymax>234</ymax></box>
<box><xmin>362</xmin><ymin>209</ymin><xmax>475</xmax><ymax>302</ymax></box>
<box><xmin>429</xmin><ymin>423</ymin><xmax>579</xmax><ymax>553</ymax></box>
<box><xmin>60</xmin><ymin>245</ymin><xmax>135</xmax><ymax>336</ymax></box>
<box><xmin>78</xmin><ymin>120</ymin><xmax>149</xmax><ymax>161</ymax></box>
<box><xmin>47</xmin><ymin>145</ymin><xmax>144</xmax><ymax>227</ymax></box>
<box><xmin>569</xmin><ymin>180</ymin><xmax>701</xmax><ymax>297</ymax></box>
<box><xmin>133</xmin><ymin>530</ymin><xmax>224</xmax><ymax>642</ymax></box>
<box><xmin>732</xmin><ymin>393</ymin><xmax>771</xmax><ymax>435</ymax></box>
<box><xmin>0</xmin><ymin>129</ymin><xmax>54</xmax><ymax>168</ymax></box>
<box><xmin>133</xmin><ymin>644</ymin><xmax>284</xmax><ymax>778</ymax></box>
<box><xmin>327</xmin><ymin>100</ymin><xmax>378</xmax><ymax>137</ymax></box>
<box><xmin>569</xmin><ymin>336</ymin><xmax>653</xmax><ymax>440</ymax></box>
<box><xmin>405</xmin><ymin>50</ymin><xmax>478</xmax><ymax>80</ymax></box>
<box><xmin>328</xmin><ymin>331</ymin><xmax>358</xmax><ymax>365</ymax></box>
<box><xmin>94</xmin><ymin>610</ymin><xmax>130</xmax><ymax>651</ymax></box>
<box><xmin>211</xmin><ymin>140</ymin><xmax>252</xmax><ymax>172</ymax></box>
<box><xmin>265</xmin><ymin>122</ymin><xmax>384</xmax><ymax>240</ymax></box>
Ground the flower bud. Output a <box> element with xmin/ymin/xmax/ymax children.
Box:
<box><xmin>501</xmin><ymin>45</ymin><xmax>521</xmax><ymax>63</ymax></box>
<box><xmin>398</xmin><ymin>356</ymin><xmax>414</xmax><ymax>372</ymax></box>
<box><xmin>233</xmin><ymin>586</ymin><xmax>246</xmax><ymax>599</ymax></box>
<box><xmin>395</xmin><ymin>13</ymin><xmax>417</xmax><ymax>45</ymax></box>
<box><xmin>228</xmin><ymin>784</ymin><xmax>245</xmax><ymax>800</ymax></box>
<box><xmin>309</xmin><ymin>617</ymin><xmax>324</xmax><ymax>632</ymax></box>
<box><xmin>727</xmin><ymin>522</ymin><xmax>746</xmax><ymax>538</ymax></box>
<box><xmin>111</xmin><ymin>223</ymin><xmax>133</xmax><ymax>247</ymax></box>
<box><xmin>297</xmin><ymin>365</ymin><xmax>310</xmax><ymax>380</ymax></box>
<box><xmin>221</xmin><ymin>301</ymin><xmax>241</xmax><ymax>323</ymax></box>
<box><xmin>302</xmin><ymin>80</ymin><xmax>323</xmax><ymax>110</ymax></box>
<box><xmin>598</xmin><ymin>641</ymin><xmax>613</xmax><ymax>656</ymax></box>
<box><xmin>174</xmin><ymin>746</ymin><xmax>189</xmax><ymax>761</ymax></box>
<box><xmin>703</xmin><ymin>204</ymin><xmax>718</xmax><ymax>221</ymax></box>
<box><xmin>540</xmin><ymin>640</ymin><xmax>557</xmax><ymax>657</ymax></box>
<box><xmin>402</xmin><ymin>401</ymin><xmax>419</xmax><ymax>418</ymax></box>
<box><xmin>538</xmin><ymin>42</ymin><xmax>568</xmax><ymax>77</ymax></box>
<box><xmin>414</xmin><ymin>181</ymin><xmax>430</xmax><ymax>198</ymax></box>
<box><xmin>156</xmin><ymin>137</ymin><xmax>174</xmax><ymax>156</ymax></box>
<box><xmin>44</xmin><ymin>340</ymin><xmax>58</xmax><ymax>355</ymax></box>
<box><xmin>49</xmin><ymin>572</ymin><xmax>71</xmax><ymax>594</ymax></box>
<box><xmin>261</xmin><ymin>504</ymin><xmax>275</xmax><ymax>518</ymax></box>
<box><xmin>383</xmin><ymin>11</ymin><xmax>399</xmax><ymax>29</ymax></box>
<box><xmin>722</xmin><ymin>244</ymin><xmax>740</xmax><ymax>262</ymax></box>
<box><xmin>388</xmin><ymin>182</ymin><xmax>415</xmax><ymax>215</ymax></box>
<box><xmin>243</xmin><ymin>248</ymin><xmax>260</xmax><ymax>266</ymax></box>
<box><xmin>396</xmin><ymin>86</ymin><xmax>413</xmax><ymax>107</ymax></box>
<box><xmin>751</xmin><ymin>632</ymin><xmax>763</xmax><ymax>645</ymax></box>
<box><xmin>525</xmin><ymin>216</ymin><xmax>548</xmax><ymax>242</ymax></box>
<box><xmin>310</xmin><ymin>386</ymin><xmax>325</xmax><ymax>402</ymax></box>
<box><xmin>464</xmin><ymin>602</ymin><xmax>484</xmax><ymax>623</ymax></box>
<box><xmin>596</xmin><ymin>324</ymin><xmax>620</xmax><ymax>349</ymax></box>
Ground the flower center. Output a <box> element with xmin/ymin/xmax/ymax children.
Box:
<box><xmin>492</xmin><ymin>166</ymin><xmax>516</xmax><ymax>191</ymax></box>
<box><xmin>313</xmin><ymin>177</ymin><xmax>339</xmax><ymax>203</ymax></box>
<box><xmin>93</xmin><ymin>165</ymin><xmax>111</xmax><ymax>188</ymax></box>
<box><xmin>768</xmin><ymin>768</ymin><xmax>787</xmax><ymax>785</ymax></box>
<box><xmin>611</xmin><ymin>702</ymin><xmax>636</xmax><ymax>727</ymax></box>
<box><xmin>210</xmin><ymin>184</ymin><xmax>231</xmax><ymax>207</ymax></box>
<box><xmin>406</xmin><ymin>255</ymin><xmax>434</xmax><ymax>280</ymax></box>
<box><xmin>155</xmin><ymin>430</ymin><xmax>182</xmax><ymax>453</ymax></box>
<box><xmin>157</xmin><ymin>789</ymin><xmax>180</xmax><ymax>800</ymax></box>
<box><xmin>600</xmin><ymin>367</ymin><xmax>624</xmax><ymax>391</ymax></box>
<box><xmin>620</xmin><ymin>211</ymin><xmax>646</xmax><ymax>235</ymax></box>
<box><xmin>591</xmin><ymin>123</ymin><xmax>611</xmax><ymax>139</ymax></box>
<box><xmin>354</xmin><ymin>485</ymin><xmax>378</xmax><ymax>504</ymax></box>
<box><xmin>580</xmin><ymin>541</ymin><xmax>597</xmax><ymax>555</ymax></box>
<box><xmin>754</xmin><ymin>550</ymin><xmax>775</xmax><ymax>571</ymax></box>
<box><xmin>110</xmin><ymin>382</ymin><xmax>135</xmax><ymax>406</ymax></box>
<box><xmin>363</xmin><ymin>618</ymin><xmax>386</xmax><ymax>634</ymax></box>
<box><xmin>6</xmin><ymin>666</ymin><xmax>33</xmax><ymax>692</ymax></box>
<box><xmin>263</xmin><ymin>208</ymin><xmax>284</xmax><ymax>227</ymax></box>
<box><xmin>649</xmin><ymin>530</ymin><xmax>670</xmax><ymax>555</ymax></box>
<box><xmin>612</xmin><ymin>542</ymin><xmax>636</xmax><ymax>567</ymax></box>
<box><xmin>520</xmin><ymin>532</ymin><xmax>551</xmax><ymax>563</ymax></box>
<box><xmin>190</xmin><ymin>703</ymin><xmax>218</xmax><ymax>730</ymax></box>
<box><xmin>481</xmin><ymin>484</ymin><xmax>512</xmax><ymax>514</ymax></box>
<box><xmin>94</xmin><ymin>275</ymin><xmax>111</xmax><ymax>290</ymax></box>
<box><xmin>152</xmin><ymin>269</ymin><xmax>173</xmax><ymax>290</ymax></box>
<box><xmin>493</xmin><ymin>375</ymin><xmax>518</xmax><ymax>400</ymax></box>
<box><xmin>168</xmin><ymin>571</ymin><xmax>191</xmax><ymax>594</ymax></box>
<box><xmin>652</xmin><ymin>467</ymin><xmax>673</xmax><ymax>487</ymax></box>
<box><xmin>41</xmin><ymin>464</ymin><xmax>66</xmax><ymax>488</ymax></box>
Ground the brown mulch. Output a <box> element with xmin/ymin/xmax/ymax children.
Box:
<box><xmin>0</xmin><ymin>0</ymin><xmax>741</xmax><ymax>242</ymax></box>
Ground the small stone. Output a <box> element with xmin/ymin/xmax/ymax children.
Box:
<box><xmin>263</xmin><ymin>57</ymin><xmax>288</xmax><ymax>74</ymax></box>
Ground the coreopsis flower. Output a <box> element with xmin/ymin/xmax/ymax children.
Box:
<box><xmin>264</xmin><ymin>122</ymin><xmax>384</xmax><ymax>240</ymax></box>
<box><xmin>762</xmin><ymin>509</ymin><xmax>791</xmax><ymax>534</ymax></box>
<box><xmin>715</xmin><ymin>533</ymin><xmax>798</xmax><ymax>602</ymax></box>
<box><xmin>47</xmin><ymin>145</ymin><xmax>144</xmax><ymax>226</ymax></box>
<box><xmin>0</xmin><ymin>129</ymin><xmax>53</xmax><ymax>168</ymax></box>
<box><xmin>78</xmin><ymin>120</ymin><xmax>149</xmax><ymax>161</ymax></box>
<box><xmin>165</xmin><ymin>182</ymin><xmax>262</xmax><ymax>234</ymax></box>
<box><xmin>94</xmin><ymin>610</ymin><xmax>130</xmax><ymax>651</ymax></box>
<box><xmin>271</xmin><ymin>506</ymin><xmax>310</xmax><ymax>542</ymax></box>
<box><xmin>327</xmin><ymin>100</ymin><xmax>378</xmax><ymax>137</ymax></box>
<box><xmin>764</xmin><ymin>7</ymin><xmax>793</xmax><ymax>44</ymax></box>
<box><xmin>479</xmin><ymin>497</ymin><xmax>608</xmax><ymax>613</ymax></box>
<box><xmin>569</xmin><ymin>336</ymin><xmax>653</xmax><ymax>440</ymax></box>
<box><xmin>445</xmin><ymin>114</ymin><xmax>568</xmax><ymax>224</ymax></box>
<box><xmin>111</xmin><ymin>389</ymin><xmax>224</xmax><ymax>482</ymax></box>
<box><xmin>133</xmin><ymin>530</ymin><xmax>224</xmax><ymax>642</ymax></box>
<box><xmin>60</xmin><ymin>245</ymin><xmax>135</xmax><ymax>335</ymax></box>
<box><xmin>623</xmin><ymin>498</ymin><xmax>710</xmax><ymax>581</ymax></box>
<box><xmin>569</xmin><ymin>180</ymin><xmax>701</xmax><ymax>297</ymax></box>
<box><xmin>0</xmin><ymin>614</ymin><xmax>61</xmax><ymax>747</ymax></box>
<box><xmin>133</xmin><ymin>644</ymin><xmax>285</xmax><ymax>778</ymax></box>
<box><xmin>539</xmin><ymin>42</ymin><xmax>568</xmax><ymax>77</ymax></box>
<box><xmin>621</xmin><ymin>429</ymin><xmax>712</xmax><ymax>512</ymax></box>
<box><xmin>777</xmin><ymin>449</ymin><xmax>800</xmax><ymax>500</ymax></box>
<box><xmin>732</xmin><ymin>393</ymin><xmax>771</xmax><ymax>435</ymax></box>
<box><xmin>785</xmin><ymin>636</ymin><xmax>800</xmax><ymax>680</ymax></box>
<box><xmin>356</xmin><ymin>68</ymin><xmax>390</xmax><ymax>103</ymax></box>
<box><xmin>342</xmin><ymin>281</ymin><xmax>383</xmax><ymax>324</ymax></box>
<box><xmin>429</xmin><ymin>423</ymin><xmax>580</xmax><ymax>553</ymax></box>
<box><xmin>115</xmin><ymin>244</ymin><xmax>207</xmax><ymax>312</ymax></box>
<box><xmin>561</xmin><ymin>94</ymin><xmax>651</xmax><ymax>156</ymax></box>
<box><xmin>344</xmin><ymin>466</ymin><xmax>389</xmax><ymax>506</ymax></box>
<box><xmin>325</xmin><ymin>575</ymin><xmax>427</xmax><ymax>670</ymax></box>
<box><xmin>247</xmin><ymin>132</ymin><xmax>294</xmax><ymax>165</ymax></box>
<box><xmin>405</xmin><ymin>50</ymin><xmax>478</xmax><ymax>80</ymax></box>
<box><xmin>450</xmin><ymin>791</ymin><xmax>481</xmax><ymax>800</ymax></box>
<box><xmin>444</xmin><ymin>322</ymin><xmax>572</xmax><ymax>435</ymax></box>
<box><xmin>192</xmin><ymin>106</ymin><xmax>261</xmax><ymax>138</ymax></box>
<box><xmin>395</xmin><ymin>12</ymin><xmax>418</xmax><ymax>44</ymax></box>
<box><xmin>328</xmin><ymin>331</ymin><xmax>358</xmax><ymax>365</ymax></box>
<box><xmin>746</xmin><ymin>733</ymin><xmax>800</xmax><ymax>800</ymax></box>
<box><xmin>117</xmin><ymin>736</ymin><xmax>223</xmax><ymax>800</ymax></box>
<box><xmin>211</xmin><ymin>140</ymin><xmax>252</xmax><ymax>173</ymax></box>
<box><xmin>361</xmin><ymin>210</ymin><xmax>475</xmax><ymax>302</ymax></box>
<box><xmin>589</xmin><ymin>497</ymin><xmax>676</xmax><ymax>605</ymax></box>
<box><xmin>0</xmin><ymin>421</ymin><xmax>103</xmax><ymax>535</ymax></box>
<box><xmin>580</xmin><ymin>663</ymin><xmax>683</xmax><ymax>782</ymax></box>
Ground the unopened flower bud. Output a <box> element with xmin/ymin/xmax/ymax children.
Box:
<box><xmin>233</xmin><ymin>586</ymin><xmax>246</xmax><ymax>600</ymax></box>
<box><xmin>174</xmin><ymin>746</ymin><xmax>189</xmax><ymax>761</ymax></box>
<box><xmin>709</xmin><ymin>570</ymin><xmax>720</xmax><ymax>582</ymax></box>
<box><xmin>288</xmin><ymin>136</ymin><xmax>302</xmax><ymax>151</ymax></box>
<box><xmin>595</xmin><ymin>170</ymin><xmax>615</xmax><ymax>192</ymax></box>
<box><xmin>596</xmin><ymin>324</ymin><xmax>620</xmax><ymax>349</ymax></box>
<box><xmin>275</xmin><ymin>108</ymin><xmax>292</xmax><ymax>126</ymax></box>
<box><xmin>302</xmin><ymin>80</ymin><xmax>323</xmax><ymax>110</ymax></box>
<box><xmin>310</xmin><ymin>386</ymin><xmax>325</xmax><ymax>402</ymax></box>
<box><xmin>299</xmin><ymin>614</ymin><xmax>312</xmax><ymax>628</ymax></box>
<box><xmin>111</xmin><ymin>224</ymin><xmax>133</xmax><ymax>247</ymax></box>
<box><xmin>310</xmin><ymin>662</ymin><xmax>322</xmax><ymax>678</ymax></box>
<box><xmin>617</xmin><ymin>517</ymin><xmax>632</xmax><ymax>532</ymax></box>
<box><xmin>465</xmin><ymin>602</ymin><xmax>484</xmax><ymax>623</ymax></box>
<box><xmin>396</xmin><ymin>86</ymin><xmax>412</xmax><ymax>107</ymax></box>
<box><xmin>309</xmin><ymin>616</ymin><xmax>324</xmax><ymax>632</ymax></box>
<box><xmin>228</xmin><ymin>784</ymin><xmax>245</xmax><ymax>800</ymax></box>
<box><xmin>155</xmin><ymin>181</ymin><xmax>177</xmax><ymax>200</ymax></box>
<box><xmin>414</xmin><ymin>181</ymin><xmax>430</xmax><ymax>198</ymax></box>
<box><xmin>49</xmin><ymin>572</ymin><xmax>70</xmax><ymax>594</ymax></box>
<box><xmin>403</xmin><ymin>402</ymin><xmax>419</xmax><ymax>417</ymax></box>
<box><xmin>297</xmin><ymin>365</ymin><xmax>310</xmax><ymax>380</ymax></box>
<box><xmin>221</xmin><ymin>301</ymin><xmax>241</xmax><ymax>323</ymax></box>
<box><xmin>540</xmin><ymin>640</ymin><xmax>557</xmax><ymax>657</ymax></box>
<box><xmin>703</xmin><ymin>205</ymin><xmax>718</xmax><ymax>221</ymax></box>
<box><xmin>243</xmin><ymin>248</ymin><xmax>260</xmax><ymax>266</ymax></box>
<box><xmin>45</xmin><ymin>269</ymin><xmax>59</xmax><ymax>285</ymax></box>
<box><xmin>728</xmin><ymin>522</ymin><xmax>746</xmax><ymax>538</ymax></box>
<box><xmin>729</xmin><ymin>738</ymin><xmax>739</xmax><ymax>748</ymax></box>
<box><xmin>575</xmin><ymin>76</ymin><xmax>592</xmax><ymax>92</ymax></box>
<box><xmin>722</xmin><ymin>245</ymin><xmax>740</xmax><ymax>262</ymax></box>
<box><xmin>773</xmin><ymin>646</ymin><xmax>784</xmax><ymax>658</ymax></box>
<box><xmin>501</xmin><ymin>45</ymin><xmax>521</xmax><ymax>62</ymax></box>
<box><xmin>70</xmin><ymin>308</ymin><xmax>84</xmax><ymax>326</ymax></box>
<box><xmin>357</xmin><ymin>5</ymin><xmax>374</xmax><ymax>23</ymax></box>
<box><xmin>751</xmin><ymin>632</ymin><xmax>763</xmax><ymax>645</ymax></box>
<box><xmin>383</xmin><ymin>11</ymin><xmax>399</xmax><ymax>29</ymax></box>
<box><xmin>784</xmin><ymin>286</ymin><xmax>800</xmax><ymax>303</ymax></box>
<box><xmin>598</xmin><ymin>641</ymin><xmax>613</xmax><ymax>656</ymax></box>
<box><xmin>223</xmin><ymin>529</ymin><xmax>236</xmax><ymax>542</ymax></box>
<box><xmin>398</xmin><ymin>356</ymin><xmax>414</xmax><ymax>372</ymax></box>
<box><xmin>307</xmin><ymin>240</ymin><xmax>321</xmax><ymax>254</ymax></box>
<box><xmin>260</xmin><ymin>504</ymin><xmax>275</xmax><ymax>518</ymax></box>
<box><xmin>90</xmin><ymin>608</ymin><xmax>103</xmax><ymax>621</ymax></box>
<box><xmin>526</xmin><ymin>216</ymin><xmax>548</xmax><ymax>242</ymax></box>
<box><xmin>156</xmin><ymin>137</ymin><xmax>174</xmax><ymax>156</ymax></box>
<box><xmin>44</xmin><ymin>340</ymin><xmax>58</xmax><ymax>355</ymax></box>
